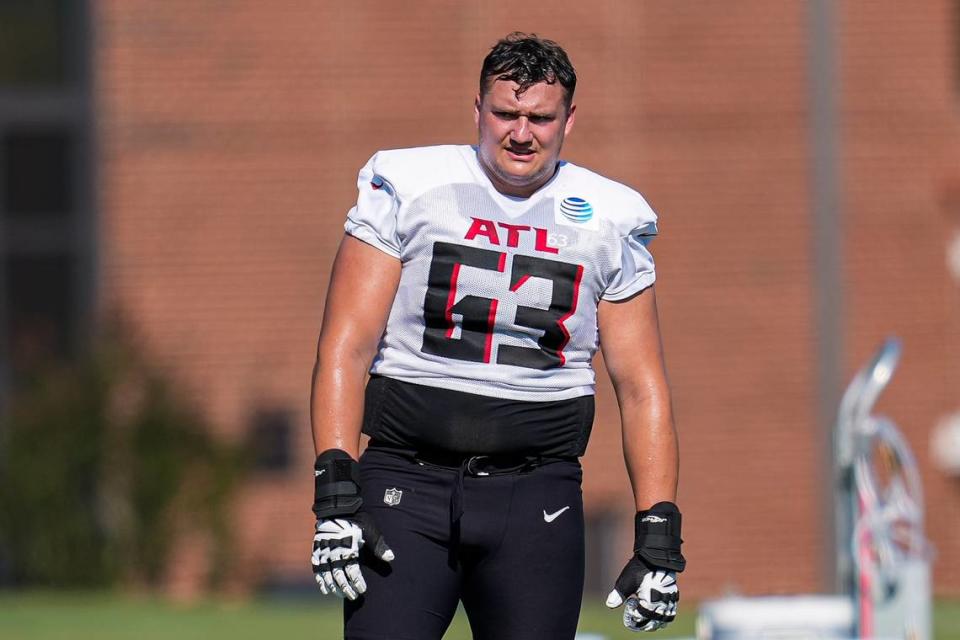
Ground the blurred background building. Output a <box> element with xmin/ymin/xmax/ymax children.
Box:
<box><xmin>0</xmin><ymin>0</ymin><xmax>958</xmax><ymax>601</ymax></box>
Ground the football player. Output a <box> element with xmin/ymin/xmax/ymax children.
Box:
<box><xmin>310</xmin><ymin>32</ymin><xmax>685</xmax><ymax>639</ymax></box>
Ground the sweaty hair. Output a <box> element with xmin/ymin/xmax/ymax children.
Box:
<box><xmin>479</xmin><ymin>32</ymin><xmax>577</xmax><ymax>106</ymax></box>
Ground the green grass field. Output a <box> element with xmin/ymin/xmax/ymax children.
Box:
<box><xmin>0</xmin><ymin>592</ymin><xmax>957</xmax><ymax>639</ymax></box>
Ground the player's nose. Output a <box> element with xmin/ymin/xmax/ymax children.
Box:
<box><xmin>510</xmin><ymin>117</ymin><xmax>533</xmax><ymax>144</ymax></box>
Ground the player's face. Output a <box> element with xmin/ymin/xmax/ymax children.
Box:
<box><xmin>475</xmin><ymin>79</ymin><xmax>576</xmax><ymax>198</ymax></box>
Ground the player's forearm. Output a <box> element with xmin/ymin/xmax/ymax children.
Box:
<box><xmin>310</xmin><ymin>341</ymin><xmax>373</xmax><ymax>459</ymax></box>
<box><xmin>619</xmin><ymin>393</ymin><xmax>679</xmax><ymax>511</ymax></box>
<box><xmin>309</xmin><ymin>236</ymin><xmax>400</xmax><ymax>459</ymax></box>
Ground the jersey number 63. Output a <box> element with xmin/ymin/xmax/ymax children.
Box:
<box><xmin>421</xmin><ymin>242</ymin><xmax>583</xmax><ymax>370</ymax></box>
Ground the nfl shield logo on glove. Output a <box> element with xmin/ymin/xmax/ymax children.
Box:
<box><xmin>383</xmin><ymin>488</ymin><xmax>403</xmax><ymax>506</ymax></box>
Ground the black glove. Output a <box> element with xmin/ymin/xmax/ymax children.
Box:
<box><xmin>310</xmin><ymin>449</ymin><xmax>393</xmax><ymax>600</ymax></box>
<box><xmin>605</xmin><ymin>501</ymin><xmax>685</xmax><ymax>632</ymax></box>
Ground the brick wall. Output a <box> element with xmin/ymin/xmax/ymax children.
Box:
<box><xmin>93</xmin><ymin>0</ymin><xmax>960</xmax><ymax>598</ymax></box>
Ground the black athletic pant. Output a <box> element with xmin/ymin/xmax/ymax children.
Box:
<box><xmin>344</xmin><ymin>445</ymin><xmax>585</xmax><ymax>640</ymax></box>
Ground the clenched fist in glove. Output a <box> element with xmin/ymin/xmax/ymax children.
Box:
<box><xmin>310</xmin><ymin>449</ymin><xmax>393</xmax><ymax>600</ymax></box>
<box><xmin>606</xmin><ymin>502</ymin><xmax>686</xmax><ymax>632</ymax></box>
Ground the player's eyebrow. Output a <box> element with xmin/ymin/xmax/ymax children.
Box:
<box><xmin>492</xmin><ymin>106</ymin><xmax>557</xmax><ymax>119</ymax></box>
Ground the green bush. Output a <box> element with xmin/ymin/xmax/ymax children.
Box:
<box><xmin>0</xmin><ymin>333</ymin><xmax>243</xmax><ymax>589</ymax></box>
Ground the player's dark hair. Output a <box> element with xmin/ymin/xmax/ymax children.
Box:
<box><xmin>479</xmin><ymin>32</ymin><xmax>577</xmax><ymax>106</ymax></box>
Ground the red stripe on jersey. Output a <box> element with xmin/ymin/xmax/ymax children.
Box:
<box><xmin>555</xmin><ymin>264</ymin><xmax>584</xmax><ymax>366</ymax></box>
<box><xmin>484</xmin><ymin>299</ymin><xmax>499</xmax><ymax>363</ymax></box>
<box><xmin>444</xmin><ymin>263</ymin><xmax>461</xmax><ymax>339</ymax></box>
<box><xmin>510</xmin><ymin>273</ymin><xmax>531</xmax><ymax>292</ymax></box>
<box><xmin>487</xmin><ymin>253</ymin><xmax>505</xmax><ymax>361</ymax></box>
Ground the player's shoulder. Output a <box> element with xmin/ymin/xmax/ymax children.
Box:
<box><xmin>363</xmin><ymin>145</ymin><xmax>475</xmax><ymax>199</ymax></box>
<box><xmin>557</xmin><ymin>162</ymin><xmax>658</xmax><ymax>236</ymax></box>
<box><xmin>369</xmin><ymin>144</ymin><xmax>467</xmax><ymax>168</ymax></box>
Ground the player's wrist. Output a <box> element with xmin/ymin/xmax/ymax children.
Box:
<box><xmin>312</xmin><ymin>448</ymin><xmax>362</xmax><ymax>519</ymax></box>
<box><xmin>633</xmin><ymin>501</ymin><xmax>686</xmax><ymax>573</ymax></box>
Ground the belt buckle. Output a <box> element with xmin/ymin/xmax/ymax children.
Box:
<box><xmin>466</xmin><ymin>455</ymin><xmax>490</xmax><ymax>477</ymax></box>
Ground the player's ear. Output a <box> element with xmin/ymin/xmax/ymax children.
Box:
<box><xmin>564</xmin><ymin>102</ymin><xmax>576</xmax><ymax>136</ymax></box>
<box><xmin>474</xmin><ymin>94</ymin><xmax>482</xmax><ymax>126</ymax></box>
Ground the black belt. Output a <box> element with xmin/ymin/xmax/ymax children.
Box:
<box><xmin>413</xmin><ymin>450</ymin><xmax>544</xmax><ymax>476</ymax></box>
<box><xmin>368</xmin><ymin>442</ymin><xmax>563</xmax><ymax>523</ymax></box>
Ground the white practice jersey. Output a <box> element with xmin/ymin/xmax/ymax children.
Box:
<box><xmin>344</xmin><ymin>145</ymin><xmax>658</xmax><ymax>402</ymax></box>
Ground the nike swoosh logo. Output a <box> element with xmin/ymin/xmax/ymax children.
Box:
<box><xmin>543</xmin><ymin>506</ymin><xmax>570</xmax><ymax>523</ymax></box>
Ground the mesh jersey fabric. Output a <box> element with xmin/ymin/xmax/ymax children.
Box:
<box><xmin>344</xmin><ymin>144</ymin><xmax>658</xmax><ymax>402</ymax></box>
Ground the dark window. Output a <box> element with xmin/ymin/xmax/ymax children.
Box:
<box><xmin>249</xmin><ymin>410</ymin><xmax>294</xmax><ymax>472</ymax></box>
<box><xmin>4</xmin><ymin>254</ymin><xmax>74</xmax><ymax>375</ymax></box>
<box><xmin>583</xmin><ymin>511</ymin><xmax>621</xmax><ymax>595</ymax></box>
<box><xmin>2</xmin><ymin>129</ymin><xmax>73</xmax><ymax>218</ymax></box>
<box><xmin>0</xmin><ymin>1</ymin><xmax>70</xmax><ymax>88</ymax></box>
<box><xmin>0</xmin><ymin>2</ymin><xmax>89</xmax><ymax>417</ymax></box>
